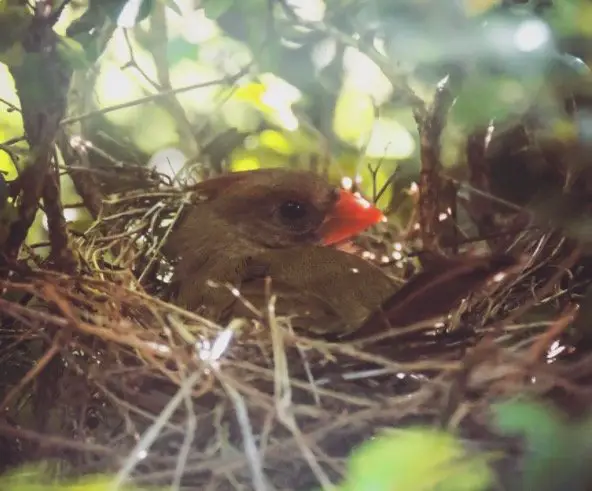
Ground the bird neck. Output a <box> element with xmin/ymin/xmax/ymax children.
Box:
<box><xmin>170</xmin><ymin>207</ymin><xmax>265</xmax><ymax>282</ymax></box>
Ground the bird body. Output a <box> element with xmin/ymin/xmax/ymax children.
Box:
<box><xmin>234</xmin><ymin>246</ymin><xmax>397</xmax><ymax>332</ymax></box>
<box><xmin>166</xmin><ymin>168</ymin><xmax>517</xmax><ymax>337</ymax></box>
<box><xmin>166</xmin><ymin>168</ymin><xmax>396</xmax><ymax>333</ymax></box>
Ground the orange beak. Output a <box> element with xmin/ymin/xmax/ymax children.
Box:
<box><xmin>318</xmin><ymin>189</ymin><xmax>385</xmax><ymax>246</ymax></box>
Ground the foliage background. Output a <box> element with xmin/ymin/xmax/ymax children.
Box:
<box><xmin>2</xmin><ymin>0</ymin><xmax>589</xmax><ymax>248</ymax></box>
<box><xmin>1</xmin><ymin>0</ymin><xmax>592</xmax><ymax>490</ymax></box>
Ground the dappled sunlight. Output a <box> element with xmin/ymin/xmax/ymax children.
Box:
<box><xmin>258</xmin><ymin>130</ymin><xmax>296</xmax><ymax>156</ymax></box>
<box><xmin>343</xmin><ymin>46</ymin><xmax>394</xmax><ymax>103</ymax></box>
<box><xmin>117</xmin><ymin>0</ymin><xmax>148</xmax><ymax>28</ymax></box>
<box><xmin>227</xmin><ymin>76</ymin><xmax>303</xmax><ymax>132</ymax></box>
<box><xmin>148</xmin><ymin>147</ymin><xmax>187</xmax><ymax>181</ymax></box>
<box><xmin>333</xmin><ymin>88</ymin><xmax>376</xmax><ymax>147</ymax></box>
<box><xmin>285</xmin><ymin>0</ymin><xmax>327</xmax><ymax>22</ymax></box>
<box><xmin>220</xmin><ymin>97</ymin><xmax>262</xmax><ymax>132</ymax></box>
<box><xmin>514</xmin><ymin>18</ymin><xmax>552</xmax><ymax>52</ymax></box>
<box><xmin>131</xmin><ymin>106</ymin><xmax>179</xmax><ymax>155</ymax></box>
<box><xmin>365</xmin><ymin>117</ymin><xmax>415</xmax><ymax>159</ymax></box>
<box><xmin>231</xmin><ymin>154</ymin><xmax>261</xmax><ymax>172</ymax></box>
<box><xmin>94</xmin><ymin>61</ymin><xmax>144</xmax><ymax>125</ymax></box>
<box><xmin>180</xmin><ymin>8</ymin><xmax>221</xmax><ymax>45</ymax></box>
<box><xmin>168</xmin><ymin>60</ymin><xmax>227</xmax><ymax>115</ymax></box>
<box><xmin>0</xmin><ymin>65</ymin><xmax>22</xmax><ymax>178</ymax></box>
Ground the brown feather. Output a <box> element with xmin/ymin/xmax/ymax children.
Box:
<box><xmin>232</xmin><ymin>246</ymin><xmax>397</xmax><ymax>332</ymax></box>
<box><xmin>165</xmin><ymin>169</ymin><xmax>393</xmax><ymax>329</ymax></box>
<box><xmin>166</xmin><ymin>169</ymin><xmax>519</xmax><ymax>338</ymax></box>
<box><xmin>342</xmin><ymin>254</ymin><xmax>521</xmax><ymax>340</ymax></box>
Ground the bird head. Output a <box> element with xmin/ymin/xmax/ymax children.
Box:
<box><xmin>186</xmin><ymin>168</ymin><xmax>384</xmax><ymax>249</ymax></box>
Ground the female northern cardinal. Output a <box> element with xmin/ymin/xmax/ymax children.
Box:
<box><xmin>166</xmin><ymin>168</ymin><xmax>397</xmax><ymax>333</ymax></box>
<box><xmin>166</xmin><ymin>168</ymin><xmax>517</xmax><ymax>336</ymax></box>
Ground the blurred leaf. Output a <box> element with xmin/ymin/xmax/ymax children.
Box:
<box><xmin>493</xmin><ymin>398</ymin><xmax>592</xmax><ymax>490</ymax></box>
<box><xmin>576</xmin><ymin>416</ymin><xmax>592</xmax><ymax>461</ymax></box>
<box><xmin>233</xmin><ymin>82</ymin><xmax>267</xmax><ymax>105</ymax></box>
<box><xmin>463</xmin><ymin>0</ymin><xmax>500</xmax><ymax>17</ymax></box>
<box><xmin>264</xmin><ymin>128</ymin><xmax>318</xmax><ymax>154</ymax></box>
<box><xmin>365</xmin><ymin>116</ymin><xmax>416</xmax><ymax>159</ymax></box>
<box><xmin>166</xmin><ymin>37</ymin><xmax>197</xmax><ymax>64</ymax></box>
<box><xmin>202</xmin><ymin>0</ymin><xmax>235</xmax><ymax>20</ymax></box>
<box><xmin>258</xmin><ymin>129</ymin><xmax>296</xmax><ymax>156</ymax></box>
<box><xmin>339</xmin><ymin>428</ymin><xmax>493</xmax><ymax>491</ymax></box>
<box><xmin>0</xmin><ymin>465</ymin><xmax>162</xmax><ymax>491</ymax></box>
<box><xmin>232</xmin><ymin>78</ymin><xmax>301</xmax><ymax>131</ymax></box>
<box><xmin>229</xmin><ymin>146</ymin><xmax>290</xmax><ymax>172</ymax></box>
<box><xmin>450</xmin><ymin>74</ymin><xmax>537</xmax><ymax>129</ymax></box>
<box><xmin>244</xmin><ymin>8</ymin><xmax>281</xmax><ymax>74</ymax></box>
<box><xmin>0</xmin><ymin>149</ymin><xmax>18</xmax><ymax>179</ymax></box>
<box><xmin>493</xmin><ymin>398</ymin><xmax>565</xmax><ymax>449</ymax></box>
<box><xmin>231</xmin><ymin>155</ymin><xmax>261</xmax><ymax>172</ymax></box>
<box><xmin>237</xmin><ymin>0</ymin><xmax>268</xmax><ymax>15</ymax></box>
<box><xmin>333</xmin><ymin>89</ymin><xmax>375</xmax><ymax>148</ymax></box>
<box><xmin>544</xmin><ymin>0</ymin><xmax>592</xmax><ymax>37</ymax></box>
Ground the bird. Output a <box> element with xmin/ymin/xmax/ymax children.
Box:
<box><xmin>165</xmin><ymin>168</ymin><xmax>398</xmax><ymax>334</ymax></box>
<box><xmin>165</xmin><ymin>168</ymin><xmax>519</xmax><ymax>337</ymax></box>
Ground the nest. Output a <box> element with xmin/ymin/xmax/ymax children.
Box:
<box><xmin>1</xmin><ymin>162</ymin><xmax>592</xmax><ymax>491</ymax></box>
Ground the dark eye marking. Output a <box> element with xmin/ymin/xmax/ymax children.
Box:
<box><xmin>278</xmin><ymin>200</ymin><xmax>308</xmax><ymax>222</ymax></box>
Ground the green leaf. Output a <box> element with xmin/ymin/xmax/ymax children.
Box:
<box><xmin>202</xmin><ymin>0</ymin><xmax>234</xmax><ymax>20</ymax></box>
<box><xmin>493</xmin><ymin>398</ymin><xmax>565</xmax><ymax>450</ymax></box>
<box><xmin>450</xmin><ymin>74</ymin><xmax>540</xmax><ymax>129</ymax></box>
<box><xmin>543</xmin><ymin>0</ymin><xmax>592</xmax><ymax>37</ymax></box>
<box><xmin>340</xmin><ymin>428</ymin><xmax>493</xmax><ymax>491</ymax></box>
<box><xmin>492</xmin><ymin>398</ymin><xmax>592</xmax><ymax>490</ymax></box>
<box><xmin>0</xmin><ymin>465</ymin><xmax>164</xmax><ymax>491</ymax></box>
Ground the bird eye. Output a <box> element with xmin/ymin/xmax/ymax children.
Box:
<box><xmin>278</xmin><ymin>200</ymin><xmax>308</xmax><ymax>223</ymax></box>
